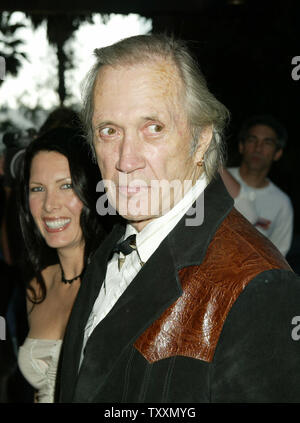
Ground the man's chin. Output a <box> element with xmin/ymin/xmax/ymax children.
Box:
<box><xmin>248</xmin><ymin>157</ymin><xmax>268</xmax><ymax>169</ymax></box>
<box><xmin>116</xmin><ymin>198</ymin><xmax>160</xmax><ymax>221</ymax></box>
<box><xmin>123</xmin><ymin>213</ymin><xmax>156</xmax><ymax>223</ymax></box>
<box><xmin>124</xmin><ymin>214</ymin><xmax>157</xmax><ymax>231</ymax></box>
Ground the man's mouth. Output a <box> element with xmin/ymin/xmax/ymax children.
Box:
<box><xmin>118</xmin><ymin>186</ymin><xmax>148</xmax><ymax>195</ymax></box>
<box><xmin>251</xmin><ymin>154</ymin><xmax>263</xmax><ymax>160</ymax></box>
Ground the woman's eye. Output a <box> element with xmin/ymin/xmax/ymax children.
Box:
<box><xmin>147</xmin><ymin>124</ymin><xmax>163</xmax><ymax>134</ymax></box>
<box><xmin>61</xmin><ymin>183</ymin><xmax>73</xmax><ymax>190</ymax></box>
<box><xmin>30</xmin><ymin>186</ymin><xmax>43</xmax><ymax>193</ymax></box>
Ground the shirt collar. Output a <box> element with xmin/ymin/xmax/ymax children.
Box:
<box><xmin>123</xmin><ymin>173</ymin><xmax>208</xmax><ymax>264</ymax></box>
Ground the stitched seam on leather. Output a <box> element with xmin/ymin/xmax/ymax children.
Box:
<box><xmin>121</xmin><ymin>347</ymin><xmax>135</xmax><ymax>403</ymax></box>
<box><xmin>223</xmin><ymin>210</ymin><xmax>290</xmax><ymax>270</ymax></box>
<box><xmin>161</xmin><ymin>356</ymin><xmax>176</xmax><ymax>402</ymax></box>
<box><xmin>138</xmin><ymin>363</ymin><xmax>152</xmax><ymax>403</ymax></box>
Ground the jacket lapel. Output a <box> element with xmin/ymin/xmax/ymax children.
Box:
<box><xmin>58</xmin><ymin>223</ymin><xmax>125</xmax><ymax>402</ymax></box>
<box><xmin>73</xmin><ymin>235</ymin><xmax>182</xmax><ymax>402</ymax></box>
<box><xmin>168</xmin><ymin>174</ymin><xmax>233</xmax><ymax>269</ymax></box>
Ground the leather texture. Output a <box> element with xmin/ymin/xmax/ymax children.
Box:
<box><xmin>134</xmin><ymin>208</ymin><xmax>291</xmax><ymax>363</ymax></box>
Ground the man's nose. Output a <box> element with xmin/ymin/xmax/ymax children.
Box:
<box><xmin>116</xmin><ymin>133</ymin><xmax>146</xmax><ymax>173</ymax></box>
<box><xmin>254</xmin><ymin>139</ymin><xmax>263</xmax><ymax>152</ymax></box>
<box><xmin>43</xmin><ymin>190</ymin><xmax>61</xmax><ymax>213</ymax></box>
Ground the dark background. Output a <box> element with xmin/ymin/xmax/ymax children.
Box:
<box><xmin>1</xmin><ymin>0</ymin><xmax>300</xmax><ymax>265</ymax></box>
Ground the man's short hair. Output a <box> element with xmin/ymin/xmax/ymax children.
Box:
<box><xmin>238</xmin><ymin>114</ymin><xmax>288</xmax><ymax>150</ymax></box>
<box><xmin>81</xmin><ymin>34</ymin><xmax>230</xmax><ymax>181</ymax></box>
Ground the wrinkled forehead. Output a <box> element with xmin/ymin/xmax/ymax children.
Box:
<box><xmin>93</xmin><ymin>58</ymin><xmax>185</xmax><ymax>107</ymax></box>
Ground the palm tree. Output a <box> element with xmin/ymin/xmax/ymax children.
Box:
<box><xmin>29</xmin><ymin>13</ymin><xmax>93</xmax><ymax>105</ymax></box>
<box><xmin>0</xmin><ymin>12</ymin><xmax>27</xmax><ymax>84</ymax></box>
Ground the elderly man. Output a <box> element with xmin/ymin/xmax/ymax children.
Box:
<box><xmin>57</xmin><ymin>34</ymin><xmax>300</xmax><ymax>403</ymax></box>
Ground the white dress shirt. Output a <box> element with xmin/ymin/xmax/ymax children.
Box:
<box><xmin>80</xmin><ymin>174</ymin><xmax>208</xmax><ymax>368</ymax></box>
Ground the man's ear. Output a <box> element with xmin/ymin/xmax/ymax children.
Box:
<box><xmin>193</xmin><ymin>125</ymin><xmax>213</xmax><ymax>164</ymax></box>
<box><xmin>273</xmin><ymin>148</ymin><xmax>283</xmax><ymax>162</ymax></box>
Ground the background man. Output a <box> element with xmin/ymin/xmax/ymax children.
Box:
<box><xmin>226</xmin><ymin>115</ymin><xmax>293</xmax><ymax>256</ymax></box>
<box><xmin>57</xmin><ymin>35</ymin><xmax>300</xmax><ymax>403</ymax></box>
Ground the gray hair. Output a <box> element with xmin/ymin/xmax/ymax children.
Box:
<box><xmin>81</xmin><ymin>34</ymin><xmax>230</xmax><ymax>181</ymax></box>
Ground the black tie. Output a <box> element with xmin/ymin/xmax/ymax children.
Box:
<box><xmin>113</xmin><ymin>235</ymin><xmax>137</xmax><ymax>270</ymax></box>
<box><xmin>113</xmin><ymin>234</ymin><xmax>137</xmax><ymax>256</ymax></box>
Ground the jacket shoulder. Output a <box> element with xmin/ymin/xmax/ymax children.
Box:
<box><xmin>214</xmin><ymin>208</ymin><xmax>291</xmax><ymax>269</ymax></box>
<box><xmin>134</xmin><ymin>209</ymin><xmax>291</xmax><ymax>363</ymax></box>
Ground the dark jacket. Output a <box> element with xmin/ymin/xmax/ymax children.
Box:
<box><xmin>57</xmin><ymin>176</ymin><xmax>300</xmax><ymax>403</ymax></box>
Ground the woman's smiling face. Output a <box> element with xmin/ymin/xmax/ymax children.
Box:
<box><xmin>29</xmin><ymin>150</ymin><xmax>84</xmax><ymax>251</ymax></box>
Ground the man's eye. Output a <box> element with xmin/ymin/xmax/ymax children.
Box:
<box><xmin>147</xmin><ymin>124</ymin><xmax>163</xmax><ymax>134</ymax></box>
<box><xmin>100</xmin><ymin>127</ymin><xmax>116</xmax><ymax>137</ymax></box>
<box><xmin>264</xmin><ymin>140</ymin><xmax>276</xmax><ymax>147</ymax></box>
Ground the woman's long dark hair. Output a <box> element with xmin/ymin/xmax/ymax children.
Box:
<box><xmin>18</xmin><ymin>127</ymin><xmax>106</xmax><ymax>303</ymax></box>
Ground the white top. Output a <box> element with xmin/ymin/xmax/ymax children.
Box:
<box><xmin>228</xmin><ymin>167</ymin><xmax>294</xmax><ymax>256</ymax></box>
<box><xmin>18</xmin><ymin>337</ymin><xmax>63</xmax><ymax>403</ymax></box>
<box><xmin>80</xmin><ymin>174</ymin><xmax>208</xmax><ymax>369</ymax></box>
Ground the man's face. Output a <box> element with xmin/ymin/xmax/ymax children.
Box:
<box><xmin>92</xmin><ymin>60</ymin><xmax>209</xmax><ymax>231</ymax></box>
<box><xmin>239</xmin><ymin>124</ymin><xmax>282</xmax><ymax>172</ymax></box>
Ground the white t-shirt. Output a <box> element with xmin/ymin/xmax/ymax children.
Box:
<box><xmin>228</xmin><ymin>167</ymin><xmax>293</xmax><ymax>257</ymax></box>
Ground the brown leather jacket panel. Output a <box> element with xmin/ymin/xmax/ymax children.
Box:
<box><xmin>134</xmin><ymin>209</ymin><xmax>291</xmax><ymax>363</ymax></box>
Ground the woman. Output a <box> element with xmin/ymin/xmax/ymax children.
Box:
<box><xmin>17</xmin><ymin>127</ymin><xmax>106</xmax><ymax>403</ymax></box>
